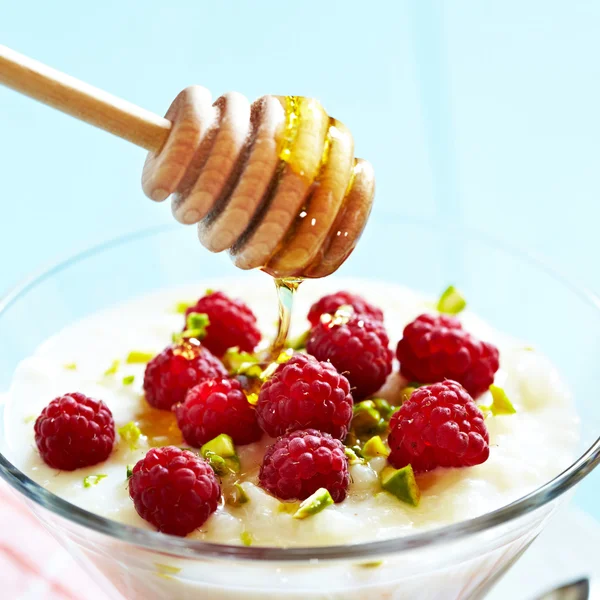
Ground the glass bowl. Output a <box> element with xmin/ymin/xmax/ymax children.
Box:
<box><xmin>0</xmin><ymin>216</ymin><xmax>598</xmax><ymax>600</ymax></box>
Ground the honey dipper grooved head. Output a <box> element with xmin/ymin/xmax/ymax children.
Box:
<box><xmin>142</xmin><ymin>87</ymin><xmax>375</xmax><ymax>278</ymax></box>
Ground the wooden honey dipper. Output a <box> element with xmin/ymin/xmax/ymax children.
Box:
<box><xmin>0</xmin><ymin>45</ymin><xmax>375</xmax><ymax>278</ymax></box>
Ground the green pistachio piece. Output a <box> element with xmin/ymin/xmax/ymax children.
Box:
<box><xmin>83</xmin><ymin>474</ymin><xmax>107</xmax><ymax>488</ymax></box>
<box><xmin>201</xmin><ymin>434</ymin><xmax>240</xmax><ymax>475</ymax></box>
<box><xmin>344</xmin><ymin>446</ymin><xmax>366</xmax><ymax>465</ymax></box>
<box><xmin>372</xmin><ymin>398</ymin><xmax>394</xmax><ymax>419</ymax></box>
<box><xmin>126</xmin><ymin>464</ymin><xmax>134</xmax><ymax>479</ymax></box>
<box><xmin>104</xmin><ymin>359</ymin><xmax>120</xmax><ymax>376</ymax></box>
<box><xmin>380</xmin><ymin>465</ymin><xmax>420</xmax><ymax>507</ymax></box>
<box><xmin>205</xmin><ymin>452</ymin><xmax>241</xmax><ymax>476</ymax></box>
<box><xmin>64</xmin><ymin>362</ymin><xmax>77</xmax><ymax>370</ymax></box>
<box><xmin>352</xmin><ymin>400</ymin><xmax>386</xmax><ymax>437</ymax></box>
<box><xmin>228</xmin><ymin>482</ymin><xmax>250</xmax><ymax>506</ymax></box>
<box><xmin>223</xmin><ymin>347</ymin><xmax>259</xmax><ymax>374</ymax></box>
<box><xmin>201</xmin><ymin>434</ymin><xmax>236</xmax><ymax>458</ymax></box>
<box><xmin>293</xmin><ymin>488</ymin><xmax>334</xmax><ymax>519</ymax></box>
<box><xmin>126</xmin><ymin>350</ymin><xmax>155</xmax><ymax>364</ymax></box>
<box><xmin>122</xmin><ymin>375</ymin><xmax>135</xmax><ymax>386</ymax></box>
<box><xmin>278</xmin><ymin>501</ymin><xmax>301</xmax><ymax>514</ymax></box>
<box><xmin>240</xmin><ymin>531</ymin><xmax>253</xmax><ymax>546</ymax></box>
<box><xmin>154</xmin><ymin>563</ymin><xmax>181</xmax><ymax>575</ymax></box>
<box><xmin>358</xmin><ymin>561</ymin><xmax>383</xmax><ymax>569</ymax></box>
<box><xmin>174</xmin><ymin>301</ymin><xmax>192</xmax><ymax>314</ymax></box>
<box><xmin>362</xmin><ymin>435</ymin><xmax>390</xmax><ymax>459</ymax></box>
<box><xmin>118</xmin><ymin>422</ymin><xmax>142</xmax><ymax>450</ymax></box>
<box><xmin>481</xmin><ymin>385</ymin><xmax>517</xmax><ymax>416</ymax></box>
<box><xmin>437</xmin><ymin>285</ymin><xmax>467</xmax><ymax>315</ymax></box>
<box><xmin>173</xmin><ymin>312</ymin><xmax>210</xmax><ymax>343</ymax></box>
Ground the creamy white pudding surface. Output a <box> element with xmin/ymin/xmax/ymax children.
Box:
<box><xmin>1</xmin><ymin>277</ymin><xmax>579</xmax><ymax>547</ymax></box>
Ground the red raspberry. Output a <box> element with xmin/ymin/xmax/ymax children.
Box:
<box><xmin>185</xmin><ymin>291</ymin><xmax>261</xmax><ymax>358</ymax></box>
<box><xmin>388</xmin><ymin>380</ymin><xmax>489</xmax><ymax>473</ymax></box>
<box><xmin>34</xmin><ymin>393</ymin><xmax>115</xmax><ymax>471</ymax></box>
<box><xmin>176</xmin><ymin>377</ymin><xmax>262</xmax><ymax>446</ymax></box>
<box><xmin>143</xmin><ymin>340</ymin><xmax>227</xmax><ymax>410</ymax></box>
<box><xmin>129</xmin><ymin>446</ymin><xmax>220</xmax><ymax>536</ymax></box>
<box><xmin>256</xmin><ymin>353</ymin><xmax>353</xmax><ymax>440</ymax></box>
<box><xmin>396</xmin><ymin>314</ymin><xmax>499</xmax><ymax>398</ymax></box>
<box><xmin>259</xmin><ymin>429</ymin><xmax>349</xmax><ymax>502</ymax></box>
<box><xmin>306</xmin><ymin>314</ymin><xmax>393</xmax><ymax>401</ymax></box>
<box><xmin>307</xmin><ymin>291</ymin><xmax>384</xmax><ymax>327</ymax></box>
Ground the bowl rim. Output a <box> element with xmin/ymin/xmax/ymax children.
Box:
<box><xmin>0</xmin><ymin>220</ymin><xmax>598</xmax><ymax>562</ymax></box>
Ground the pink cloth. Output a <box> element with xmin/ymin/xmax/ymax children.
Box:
<box><xmin>0</xmin><ymin>480</ymin><xmax>112</xmax><ymax>600</ymax></box>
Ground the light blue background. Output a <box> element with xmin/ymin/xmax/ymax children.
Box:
<box><xmin>0</xmin><ymin>2</ymin><xmax>598</xmax><ymax>517</ymax></box>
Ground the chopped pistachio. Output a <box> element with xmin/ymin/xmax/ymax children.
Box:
<box><xmin>104</xmin><ymin>359</ymin><xmax>120</xmax><ymax>376</ymax></box>
<box><xmin>358</xmin><ymin>561</ymin><xmax>383</xmax><ymax>569</ymax></box>
<box><xmin>275</xmin><ymin>349</ymin><xmax>294</xmax><ymax>364</ymax></box>
<box><xmin>154</xmin><ymin>563</ymin><xmax>181</xmax><ymax>577</ymax></box>
<box><xmin>23</xmin><ymin>415</ymin><xmax>36</xmax><ymax>424</ymax></box>
<box><xmin>480</xmin><ymin>385</ymin><xmax>517</xmax><ymax>416</ymax></box>
<box><xmin>362</xmin><ymin>435</ymin><xmax>390</xmax><ymax>459</ymax></box>
<box><xmin>285</xmin><ymin>329</ymin><xmax>310</xmax><ymax>350</ymax></box>
<box><xmin>63</xmin><ymin>362</ymin><xmax>77</xmax><ymax>371</ymax></box>
<box><xmin>437</xmin><ymin>285</ymin><xmax>467</xmax><ymax>315</ymax></box>
<box><xmin>201</xmin><ymin>434</ymin><xmax>236</xmax><ymax>458</ymax></box>
<box><xmin>83</xmin><ymin>474</ymin><xmax>107</xmax><ymax>488</ymax></box>
<box><xmin>223</xmin><ymin>347</ymin><xmax>259</xmax><ymax>374</ymax></box>
<box><xmin>126</xmin><ymin>464</ymin><xmax>134</xmax><ymax>479</ymax></box>
<box><xmin>155</xmin><ymin>563</ymin><xmax>181</xmax><ymax>574</ymax></box>
<box><xmin>380</xmin><ymin>465</ymin><xmax>420</xmax><ymax>507</ymax></box>
<box><xmin>126</xmin><ymin>351</ymin><xmax>154</xmax><ymax>364</ymax></box>
<box><xmin>174</xmin><ymin>301</ymin><xmax>192</xmax><ymax>314</ymax></box>
<box><xmin>201</xmin><ymin>434</ymin><xmax>240</xmax><ymax>476</ymax></box>
<box><xmin>245</xmin><ymin>392</ymin><xmax>259</xmax><ymax>406</ymax></box>
<box><xmin>187</xmin><ymin>312</ymin><xmax>209</xmax><ymax>331</ymax></box>
<box><xmin>371</xmin><ymin>398</ymin><xmax>394</xmax><ymax>420</ymax></box>
<box><xmin>240</xmin><ymin>531</ymin><xmax>253</xmax><ymax>546</ymax></box>
<box><xmin>118</xmin><ymin>421</ymin><xmax>142</xmax><ymax>450</ymax></box>
<box><xmin>205</xmin><ymin>288</ymin><xmax>214</xmax><ymax>296</ymax></box>
<box><xmin>293</xmin><ymin>488</ymin><xmax>334</xmax><ymax>519</ymax></box>
<box><xmin>227</xmin><ymin>482</ymin><xmax>250</xmax><ymax>506</ymax></box>
<box><xmin>344</xmin><ymin>446</ymin><xmax>366</xmax><ymax>465</ymax></box>
<box><xmin>351</xmin><ymin>400</ymin><xmax>386</xmax><ymax>439</ymax></box>
<box><xmin>122</xmin><ymin>375</ymin><xmax>135</xmax><ymax>386</ymax></box>
<box><xmin>216</xmin><ymin>454</ymin><xmax>241</xmax><ymax>476</ymax></box>
<box><xmin>523</xmin><ymin>346</ymin><xmax>535</xmax><ymax>352</ymax></box>
<box><xmin>278</xmin><ymin>500</ymin><xmax>301</xmax><ymax>514</ymax></box>
<box><xmin>173</xmin><ymin>312</ymin><xmax>210</xmax><ymax>343</ymax></box>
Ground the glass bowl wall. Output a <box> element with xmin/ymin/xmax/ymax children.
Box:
<box><xmin>0</xmin><ymin>217</ymin><xmax>598</xmax><ymax>600</ymax></box>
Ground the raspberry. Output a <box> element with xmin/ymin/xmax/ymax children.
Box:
<box><xmin>143</xmin><ymin>340</ymin><xmax>227</xmax><ymax>410</ymax></box>
<box><xmin>129</xmin><ymin>446</ymin><xmax>221</xmax><ymax>536</ymax></box>
<box><xmin>34</xmin><ymin>393</ymin><xmax>115</xmax><ymax>471</ymax></box>
<box><xmin>175</xmin><ymin>377</ymin><xmax>262</xmax><ymax>446</ymax></box>
<box><xmin>307</xmin><ymin>291</ymin><xmax>384</xmax><ymax>327</ymax></box>
<box><xmin>259</xmin><ymin>429</ymin><xmax>349</xmax><ymax>502</ymax></box>
<box><xmin>306</xmin><ymin>314</ymin><xmax>393</xmax><ymax>401</ymax></box>
<box><xmin>185</xmin><ymin>291</ymin><xmax>261</xmax><ymax>358</ymax></box>
<box><xmin>256</xmin><ymin>354</ymin><xmax>353</xmax><ymax>440</ymax></box>
<box><xmin>396</xmin><ymin>314</ymin><xmax>500</xmax><ymax>398</ymax></box>
<box><xmin>388</xmin><ymin>381</ymin><xmax>489</xmax><ymax>473</ymax></box>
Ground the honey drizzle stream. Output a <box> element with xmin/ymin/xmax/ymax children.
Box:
<box><xmin>270</xmin><ymin>277</ymin><xmax>302</xmax><ymax>357</ymax></box>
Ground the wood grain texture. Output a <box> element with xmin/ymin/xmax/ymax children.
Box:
<box><xmin>0</xmin><ymin>45</ymin><xmax>170</xmax><ymax>152</ymax></box>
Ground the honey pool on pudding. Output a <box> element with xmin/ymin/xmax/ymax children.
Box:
<box><xmin>1</xmin><ymin>277</ymin><xmax>579</xmax><ymax>547</ymax></box>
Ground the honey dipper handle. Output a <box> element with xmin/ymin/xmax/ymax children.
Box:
<box><xmin>0</xmin><ymin>45</ymin><xmax>171</xmax><ymax>152</ymax></box>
